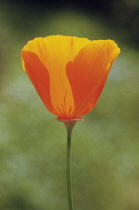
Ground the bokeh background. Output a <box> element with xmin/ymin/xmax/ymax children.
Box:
<box><xmin>1</xmin><ymin>0</ymin><xmax>139</xmax><ymax>209</ymax></box>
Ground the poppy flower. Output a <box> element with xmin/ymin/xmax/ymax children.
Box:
<box><xmin>21</xmin><ymin>35</ymin><xmax>120</xmax><ymax>120</ymax></box>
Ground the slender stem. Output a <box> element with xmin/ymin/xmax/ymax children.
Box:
<box><xmin>64</xmin><ymin>121</ymin><xmax>76</xmax><ymax>210</ymax></box>
<box><xmin>66</xmin><ymin>128</ymin><xmax>73</xmax><ymax>210</ymax></box>
<box><xmin>56</xmin><ymin>119</ymin><xmax>82</xmax><ymax>210</ymax></box>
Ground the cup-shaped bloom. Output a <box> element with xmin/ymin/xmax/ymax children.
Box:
<box><xmin>21</xmin><ymin>35</ymin><xmax>120</xmax><ymax>119</ymax></box>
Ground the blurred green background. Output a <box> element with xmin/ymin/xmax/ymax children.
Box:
<box><xmin>0</xmin><ymin>0</ymin><xmax>139</xmax><ymax>209</ymax></box>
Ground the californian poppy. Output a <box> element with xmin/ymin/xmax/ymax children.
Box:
<box><xmin>21</xmin><ymin>35</ymin><xmax>120</xmax><ymax>120</ymax></box>
<box><xmin>21</xmin><ymin>35</ymin><xmax>120</xmax><ymax>210</ymax></box>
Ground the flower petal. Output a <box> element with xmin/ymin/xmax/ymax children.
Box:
<box><xmin>22</xmin><ymin>50</ymin><xmax>58</xmax><ymax>115</ymax></box>
<box><xmin>22</xmin><ymin>35</ymin><xmax>91</xmax><ymax>118</ymax></box>
<box><xmin>94</xmin><ymin>40</ymin><xmax>120</xmax><ymax>64</ymax></box>
<box><xmin>73</xmin><ymin>40</ymin><xmax>120</xmax><ymax>117</ymax></box>
<box><xmin>66</xmin><ymin>42</ymin><xmax>111</xmax><ymax>117</ymax></box>
<box><xmin>77</xmin><ymin>74</ymin><xmax>108</xmax><ymax>117</ymax></box>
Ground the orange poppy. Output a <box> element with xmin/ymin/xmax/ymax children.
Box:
<box><xmin>21</xmin><ymin>35</ymin><xmax>120</xmax><ymax>120</ymax></box>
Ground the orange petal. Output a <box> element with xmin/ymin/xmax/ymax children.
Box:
<box><xmin>22</xmin><ymin>50</ymin><xmax>58</xmax><ymax>115</ymax></box>
<box><xmin>66</xmin><ymin>42</ymin><xmax>113</xmax><ymax>118</ymax></box>
<box><xmin>74</xmin><ymin>40</ymin><xmax>120</xmax><ymax>117</ymax></box>
<box><xmin>94</xmin><ymin>40</ymin><xmax>120</xmax><ymax>64</ymax></box>
<box><xmin>22</xmin><ymin>35</ymin><xmax>91</xmax><ymax>118</ymax></box>
<box><xmin>77</xmin><ymin>73</ymin><xmax>109</xmax><ymax>117</ymax></box>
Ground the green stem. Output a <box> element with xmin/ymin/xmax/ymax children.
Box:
<box><xmin>66</xmin><ymin>128</ymin><xmax>73</xmax><ymax>210</ymax></box>
<box><xmin>64</xmin><ymin>121</ymin><xmax>76</xmax><ymax>210</ymax></box>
